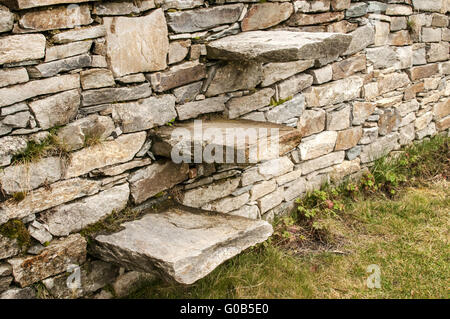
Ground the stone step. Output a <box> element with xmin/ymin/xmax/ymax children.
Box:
<box><xmin>206</xmin><ymin>31</ymin><xmax>352</xmax><ymax>63</ymax></box>
<box><xmin>150</xmin><ymin>119</ymin><xmax>302</xmax><ymax>164</ymax></box>
<box><xmin>91</xmin><ymin>205</ymin><xmax>273</xmax><ymax>284</ymax></box>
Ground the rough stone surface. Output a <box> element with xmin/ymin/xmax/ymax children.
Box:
<box><xmin>277</xmin><ymin>73</ymin><xmax>313</xmax><ymax>100</ymax></box>
<box><xmin>0</xmin><ymin>5</ymin><xmax>13</xmax><ymax>33</ymax></box>
<box><xmin>300</xmin><ymin>151</ymin><xmax>345</xmax><ymax>175</ymax></box>
<box><xmin>332</xmin><ymin>54</ymin><xmax>366</xmax><ymax>80</ymax></box>
<box><xmin>202</xmin><ymin>193</ymin><xmax>250</xmax><ymax>213</ymax></box>
<box><xmin>167</xmin><ymin>4</ymin><xmax>243</xmax><ymax>33</ymax></box>
<box><xmin>305</xmin><ymin>76</ymin><xmax>363</xmax><ymax>107</ymax></box>
<box><xmin>257</xmin><ymin>188</ymin><xmax>284</xmax><ymax>214</ymax></box>
<box><xmin>104</xmin><ymin>10</ymin><xmax>169</xmax><ymax>77</ymax></box>
<box><xmin>335</xmin><ymin>126</ymin><xmax>362</xmax><ymax>151</ymax></box>
<box><xmin>0</xmin><ymin>74</ymin><xmax>80</xmax><ymax>108</ymax></box>
<box><xmin>41</xmin><ymin>184</ymin><xmax>129</xmax><ymax>236</ymax></box>
<box><xmin>65</xmin><ymin>132</ymin><xmax>146</xmax><ymax>178</ymax></box>
<box><xmin>18</xmin><ymin>5</ymin><xmax>92</xmax><ymax>32</ymax></box>
<box><xmin>0</xmin><ymin>68</ymin><xmax>29</xmax><ymax>88</ymax></box>
<box><xmin>81</xmin><ymin>83</ymin><xmax>151</xmax><ymax>107</ymax></box>
<box><xmin>177</xmin><ymin>96</ymin><xmax>228</xmax><ymax>120</ymax></box>
<box><xmin>258</xmin><ymin>157</ymin><xmax>294</xmax><ymax>179</ymax></box>
<box><xmin>45</xmin><ymin>41</ymin><xmax>93</xmax><ymax>62</ymax></box>
<box><xmin>112</xmin><ymin>95</ymin><xmax>177</xmax><ymax>132</ymax></box>
<box><xmin>261</xmin><ymin>60</ymin><xmax>314</xmax><ymax>87</ymax></box>
<box><xmin>129</xmin><ymin>160</ymin><xmax>189</xmax><ymax>204</ymax></box>
<box><xmin>173</xmin><ymin>81</ymin><xmax>202</xmax><ymax>104</ymax></box>
<box><xmin>29</xmin><ymin>89</ymin><xmax>80</xmax><ymax>129</ymax></box>
<box><xmin>426</xmin><ymin>42</ymin><xmax>449</xmax><ymax>63</ymax></box>
<box><xmin>353</xmin><ymin>102</ymin><xmax>376</xmax><ymax>125</ymax></box>
<box><xmin>289</xmin><ymin>11</ymin><xmax>344</xmax><ymax>26</ymax></box>
<box><xmin>207</xmin><ymin>31</ymin><xmax>352</xmax><ymax>63</ymax></box>
<box><xmin>327</xmin><ymin>105</ymin><xmax>351</xmax><ymax>130</ymax></box>
<box><xmin>0</xmin><ymin>234</ymin><xmax>20</xmax><ymax>260</ymax></box>
<box><xmin>299</xmin><ymin>131</ymin><xmax>337</xmax><ymax>160</ymax></box>
<box><xmin>297</xmin><ymin>109</ymin><xmax>326</xmax><ymax>137</ymax></box>
<box><xmin>0</xmin><ymin>287</ymin><xmax>35</xmax><ymax>299</ymax></box>
<box><xmin>0</xmin><ymin>34</ymin><xmax>46</xmax><ymax>65</ymax></box>
<box><xmin>0</xmin><ymin>136</ymin><xmax>27</xmax><ymax>167</ymax></box>
<box><xmin>226</xmin><ymin>88</ymin><xmax>274</xmax><ymax>119</ymax></box>
<box><xmin>406</xmin><ymin>64</ymin><xmax>439</xmax><ymax>81</ymax></box>
<box><xmin>266</xmin><ymin>94</ymin><xmax>305</xmax><ymax>124</ymax></box>
<box><xmin>344</xmin><ymin>25</ymin><xmax>374</xmax><ymax>55</ymax></box>
<box><xmin>377</xmin><ymin>72</ymin><xmax>410</xmax><ymax>94</ymax></box>
<box><xmin>378</xmin><ymin>109</ymin><xmax>400</xmax><ymax>135</ymax></box>
<box><xmin>360</xmin><ymin>133</ymin><xmax>399</xmax><ymax>163</ymax></box>
<box><xmin>52</xmin><ymin>25</ymin><xmax>106</xmax><ymax>44</ymax></box>
<box><xmin>168</xmin><ymin>40</ymin><xmax>190</xmax><ymax>64</ymax></box>
<box><xmin>241</xmin><ymin>2</ymin><xmax>293</xmax><ymax>31</ymax></box>
<box><xmin>8</xmin><ymin>234</ymin><xmax>86</xmax><ymax>287</ymax></box>
<box><xmin>81</xmin><ymin>69</ymin><xmax>115</xmax><ymax>90</ymax></box>
<box><xmin>0</xmin><ymin>157</ymin><xmax>62</xmax><ymax>195</ymax></box>
<box><xmin>149</xmin><ymin>61</ymin><xmax>206</xmax><ymax>92</ymax></box>
<box><xmin>92</xmin><ymin>207</ymin><xmax>272</xmax><ymax>284</ymax></box>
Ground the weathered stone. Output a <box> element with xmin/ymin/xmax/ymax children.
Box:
<box><xmin>295</xmin><ymin>0</ymin><xmax>331</xmax><ymax>12</ymax></box>
<box><xmin>413</xmin><ymin>45</ymin><xmax>427</xmax><ymax>65</ymax></box>
<box><xmin>27</xmin><ymin>54</ymin><xmax>91</xmax><ymax>79</ymax></box>
<box><xmin>41</xmin><ymin>184</ymin><xmax>129</xmax><ymax>236</ymax></box>
<box><xmin>129</xmin><ymin>161</ymin><xmax>188</xmax><ymax>204</ymax></box>
<box><xmin>241</xmin><ymin>2</ymin><xmax>293</xmax><ymax>31</ymax></box>
<box><xmin>309</xmin><ymin>65</ymin><xmax>332</xmax><ymax>85</ymax></box>
<box><xmin>266</xmin><ymin>94</ymin><xmax>305</xmax><ymax>124</ymax></box>
<box><xmin>378</xmin><ymin>109</ymin><xmax>400</xmax><ymax>135</ymax></box>
<box><xmin>377</xmin><ymin>72</ymin><xmax>410</xmax><ymax>95</ymax></box>
<box><xmin>257</xmin><ymin>188</ymin><xmax>284</xmax><ymax>214</ymax></box>
<box><xmin>112</xmin><ymin>95</ymin><xmax>176</xmax><ymax>133</ymax></box>
<box><xmin>2</xmin><ymin>0</ymin><xmax>95</xmax><ymax>9</ymax></box>
<box><xmin>206</xmin><ymin>61</ymin><xmax>262</xmax><ymax>97</ymax></box>
<box><xmin>327</xmin><ymin>20</ymin><xmax>357</xmax><ymax>33</ymax></box>
<box><xmin>81</xmin><ymin>83</ymin><xmax>151</xmax><ymax>107</ymax></box>
<box><xmin>436</xmin><ymin>116</ymin><xmax>450</xmax><ymax>131</ymax></box>
<box><xmin>426</xmin><ymin>42</ymin><xmax>449</xmax><ymax>63</ymax></box>
<box><xmin>404</xmin><ymin>83</ymin><xmax>425</xmax><ymax>101</ymax></box>
<box><xmin>327</xmin><ymin>105</ymin><xmax>351</xmax><ymax>131</ymax></box>
<box><xmin>0</xmin><ymin>157</ymin><xmax>61</xmax><ymax>195</ymax></box>
<box><xmin>202</xmin><ymin>192</ymin><xmax>249</xmax><ymax>213</ymax></box>
<box><xmin>29</xmin><ymin>89</ymin><xmax>79</xmax><ymax>130</ymax></box>
<box><xmin>0</xmin><ymin>136</ymin><xmax>27</xmax><ymax>167</ymax></box>
<box><xmin>353</xmin><ymin>102</ymin><xmax>376</xmax><ymax>125</ymax></box>
<box><xmin>433</xmin><ymin>99</ymin><xmax>450</xmax><ymax>119</ymax></box>
<box><xmin>283</xmin><ymin>177</ymin><xmax>307</xmax><ymax>201</ymax></box>
<box><xmin>116</xmin><ymin>73</ymin><xmax>146</xmax><ymax>84</ymax></box>
<box><xmin>18</xmin><ymin>4</ymin><xmax>91</xmax><ymax>31</ymax></box>
<box><xmin>0</xmin><ymin>275</ymin><xmax>11</xmax><ymax>292</ymax></box>
<box><xmin>229</xmin><ymin>205</ymin><xmax>259</xmax><ymax>219</ymax></box>
<box><xmin>0</xmin><ymin>74</ymin><xmax>80</xmax><ymax>108</ymax></box>
<box><xmin>0</xmin><ymin>178</ymin><xmax>100</xmax><ymax>224</ymax></box>
<box><xmin>374</xmin><ymin>21</ymin><xmax>390</xmax><ymax>47</ymax></box>
<box><xmin>299</xmin><ymin>131</ymin><xmax>337</xmax><ymax>160</ymax></box>
<box><xmin>0</xmin><ymin>34</ymin><xmax>46</xmax><ymax>65</ymax></box>
<box><xmin>258</xmin><ymin>157</ymin><xmax>294</xmax><ymax>179</ymax></box>
<box><xmin>181</xmin><ymin>177</ymin><xmax>240</xmax><ymax>208</ymax></box>
<box><xmin>149</xmin><ymin>61</ymin><xmax>206</xmax><ymax>93</ymax></box>
<box><xmin>104</xmin><ymin>10</ymin><xmax>168</xmax><ymax>77</ymax></box>
<box><xmin>91</xmin><ymin>158</ymin><xmax>151</xmax><ymax>177</ymax></box>
<box><xmin>390</xmin><ymin>16</ymin><xmax>407</xmax><ymax>31</ymax></box>
<box><xmin>329</xmin><ymin>158</ymin><xmax>360</xmax><ymax>182</ymax></box>
<box><xmin>431</xmin><ymin>13</ymin><xmax>448</xmax><ymax>27</ymax></box>
<box><xmin>300</xmin><ymin>151</ymin><xmax>345</xmax><ymax>175</ymax></box>
<box><xmin>399</xmin><ymin>122</ymin><xmax>415</xmax><ymax>145</ymax></box>
<box><xmin>8</xmin><ymin>234</ymin><xmax>86</xmax><ymax>287</ymax></box>
<box><xmin>80</xmin><ymin>69</ymin><xmax>115</xmax><ymax>90</ymax></box>
<box><xmin>331</xmin><ymin>0</ymin><xmax>350</xmax><ymax>11</ymax></box>
<box><xmin>0</xmin><ymin>263</ymin><xmax>12</xmax><ymax>276</ymax></box>
<box><xmin>422</xmin><ymin>27</ymin><xmax>442</xmax><ymax>43</ymax></box>
<box><xmin>0</xmin><ymin>287</ymin><xmax>35</xmax><ymax>299</ymax></box>
<box><xmin>45</xmin><ymin>41</ymin><xmax>92</xmax><ymax>63</ymax></box>
<box><xmin>331</xmin><ymin>54</ymin><xmax>366</xmax><ymax>80</ymax></box>
<box><xmin>0</xmin><ymin>5</ymin><xmax>13</xmax><ymax>33</ymax></box>
<box><xmin>412</xmin><ymin>0</ymin><xmax>444</xmax><ymax>12</ymax></box>
<box><xmin>157</xmin><ymin>0</ymin><xmax>203</xmax><ymax>10</ymax></box>
<box><xmin>416</xmin><ymin>122</ymin><xmax>436</xmax><ymax>139</ymax></box>
<box><xmin>64</xmin><ymin>132</ymin><xmax>146</xmax><ymax>179</ymax></box>
<box><xmin>226</xmin><ymin>88</ymin><xmax>274</xmax><ymax>119</ymax></box>
<box><xmin>0</xmin><ymin>234</ymin><xmax>20</xmax><ymax>260</ymax></box>
<box><xmin>247</xmin><ymin>180</ymin><xmax>275</xmax><ymax>201</ymax></box>
<box><xmin>42</xmin><ymin>260</ymin><xmax>119</xmax><ymax>299</ymax></box>
<box><xmin>277</xmin><ymin>73</ymin><xmax>313</xmax><ymax>100</ymax></box>
<box><xmin>289</xmin><ymin>11</ymin><xmax>344</xmax><ymax>26</ymax></box>
<box><xmin>0</xmin><ymin>68</ymin><xmax>28</xmax><ymax>89</ymax></box>
<box><xmin>297</xmin><ymin>108</ymin><xmax>326</xmax><ymax>137</ymax></box>
<box><xmin>92</xmin><ymin>206</ymin><xmax>272</xmax><ymax>284</ymax></box>
<box><xmin>27</xmin><ymin>220</ymin><xmax>52</xmax><ymax>245</ymax></box>
<box><xmin>346</xmin><ymin>2</ymin><xmax>368</xmax><ymax>17</ymax></box>
<box><xmin>415</xmin><ymin>111</ymin><xmax>433</xmax><ymax>131</ymax></box>
<box><xmin>389</xmin><ymin>30</ymin><xmax>412</xmax><ymax>46</ymax></box>
<box><xmin>52</xmin><ymin>25</ymin><xmax>106</xmax><ymax>44</ymax></box>
<box><xmin>305</xmin><ymin>76</ymin><xmax>363</xmax><ymax>107</ymax></box>
<box><xmin>172</xmin><ymin>82</ymin><xmax>202</xmax><ymax>104</ymax></box>
<box><xmin>360</xmin><ymin>132</ymin><xmax>399</xmax><ymax>163</ymax></box>
<box><xmin>207</xmin><ymin>31</ymin><xmax>352</xmax><ymax>63</ymax></box>
<box><xmin>386</xmin><ymin>4</ymin><xmax>412</xmax><ymax>16</ymax></box>
<box><xmin>2</xmin><ymin>111</ymin><xmax>31</xmax><ymax>128</ymax></box>
<box><xmin>167</xmin><ymin>3</ymin><xmax>243</xmax><ymax>33</ymax></box>
<box><xmin>344</xmin><ymin>25</ymin><xmax>375</xmax><ymax>56</ymax></box>
<box><xmin>335</xmin><ymin>126</ymin><xmax>362</xmax><ymax>151</ymax></box>
<box><xmin>56</xmin><ymin>115</ymin><xmax>114</xmax><ymax>152</ymax></box>
<box><xmin>93</xmin><ymin>0</ymin><xmax>155</xmax><ymax>15</ymax></box>
<box><xmin>346</xmin><ymin>145</ymin><xmax>361</xmax><ymax>160</ymax></box>
<box><xmin>406</xmin><ymin>64</ymin><xmax>439</xmax><ymax>81</ymax></box>
<box><xmin>177</xmin><ymin>96</ymin><xmax>228</xmax><ymax>120</ymax></box>
<box><xmin>168</xmin><ymin>40</ymin><xmax>190</xmax><ymax>64</ymax></box>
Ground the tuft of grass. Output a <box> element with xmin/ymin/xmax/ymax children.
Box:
<box><xmin>270</xmin><ymin>96</ymin><xmax>292</xmax><ymax>107</ymax></box>
<box><xmin>11</xmin><ymin>132</ymin><xmax>67</xmax><ymax>165</ymax></box>
<box><xmin>83</xmin><ymin>133</ymin><xmax>102</xmax><ymax>148</ymax></box>
<box><xmin>0</xmin><ymin>219</ymin><xmax>31</xmax><ymax>251</ymax></box>
<box><xmin>11</xmin><ymin>191</ymin><xmax>27</xmax><ymax>203</ymax></box>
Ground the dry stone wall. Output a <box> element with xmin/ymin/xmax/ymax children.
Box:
<box><xmin>0</xmin><ymin>0</ymin><xmax>449</xmax><ymax>298</ymax></box>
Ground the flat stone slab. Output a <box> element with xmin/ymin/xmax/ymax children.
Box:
<box><xmin>92</xmin><ymin>206</ymin><xmax>273</xmax><ymax>284</ymax></box>
<box><xmin>206</xmin><ymin>31</ymin><xmax>352</xmax><ymax>63</ymax></box>
<box><xmin>150</xmin><ymin>119</ymin><xmax>302</xmax><ymax>164</ymax></box>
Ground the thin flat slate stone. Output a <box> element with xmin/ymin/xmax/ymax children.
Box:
<box><xmin>150</xmin><ymin>119</ymin><xmax>302</xmax><ymax>164</ymax></box>
<box><xmin>206</xmin><ymin>31</ymin><xmax>352</xmax><ymax>62</ymax></box>
<box><xmin>92</xmin><ymin>206</ymin><xmax>273</xmax><ymax>284</ymax></box>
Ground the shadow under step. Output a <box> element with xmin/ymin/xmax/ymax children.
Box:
<box><xmin>91</xmin><ymin>204</ymin><xmax>273</xmax><ymax>285</ymax></box>
<box><xmin>150</xmin><ymin>118</ymin><xmax>302</xmax><ymax>164</ymax></box>
<box><xmin>206</xmin><ymin>31</ymin><xmax>352</xmax><ymax>63</ymax></box>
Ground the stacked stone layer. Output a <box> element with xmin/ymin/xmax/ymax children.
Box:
<box><xmin>0</xmin><ymin>0</ymin><xmax>449</xmax><ymax>298</ymax></box>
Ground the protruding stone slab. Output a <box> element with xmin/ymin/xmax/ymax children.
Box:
<box><xmin>206</xmin><ymin>31</ymin><xmax>352</xmax><ymax>63</ymax></box>
<box><xmin>150</xmin><ymin>119</ymin><xmax>302</xmax><ymax>163</ymax></box>
<box><xmin>92</xmin><ymin>206</ymin><xmax>273</xmax><ymax>284</ymax></box>
<box><xmin>0</xmin><ymin>0</ymin><xmax>96</xmax><ymax>10</ymax></box>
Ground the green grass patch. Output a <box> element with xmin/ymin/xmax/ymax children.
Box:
<box><xmin>0</xmin><ymin>219</ymin><xmax>32</xmax><ymax>251</ymax></box>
